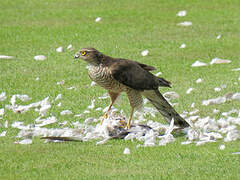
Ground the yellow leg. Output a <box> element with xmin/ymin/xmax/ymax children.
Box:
<box><xmin>100</xmin><ymin>103</ymin><xmax>113</xmax><ymax>125</ymax></box>
<box><xmin>100</xmin><ymin>91</ymin><xmax>120</xmax><ymax>125</ymax></box>
<box><xmin>126</xmin><ymin>107</ymin><xmax>134</xmax><ymax>129</ymax></box>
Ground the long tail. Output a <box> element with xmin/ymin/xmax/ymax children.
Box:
<box><xmin>142</xmin><ymin>89</ymin><xmax>189</xmax><ymax>128</ymax></box>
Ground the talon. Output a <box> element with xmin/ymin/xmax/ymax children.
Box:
<box><xmin>100</xmin><ymin>118</ymin><xmax>104</xmax><ymax>125</ymax></box>
<box><xmin>103</xmin><ymin>113</ymin><xmax>108</xmax><ymax>119</ymax></box>
<box><xmin>125</xmin><ymin>121</ymin><xmax>131</xmax><ymax>129</ymax></box>
<box><xmin>126</xmin><ymin>123</ymin><xmax>131</xmax><ymax>130</ymax></box>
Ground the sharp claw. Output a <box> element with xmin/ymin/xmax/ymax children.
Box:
<box><xmin>126</xmin><ymin>123</ymin><xmax>131</xmax><ymax>130</ymax></box>
<box><xmin>103</xmin><ymin>113</ymin><xmax>108</xmax><ymax>119</ymax></box>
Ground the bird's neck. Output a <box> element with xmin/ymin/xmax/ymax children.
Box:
<box><xmin>87</xmin><ymin>55</ymin><xmax>104</xmax><ymax>66</ymax></box>
<box><xmin>88</xmin><ymin>61</ymin><xmax>101</xmax><ymax>67</ymax></box>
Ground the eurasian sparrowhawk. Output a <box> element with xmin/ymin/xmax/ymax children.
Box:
<box><xmin>74</xmin><ymin>48</ymin><xmax>189</xmax><ymax>129</ymax></box>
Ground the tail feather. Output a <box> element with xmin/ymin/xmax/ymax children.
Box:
<box><xmin>157</xmin><ymin>77</ymin><xmax>171</xmax><ymax>88</ymax></box>
<box><xmin>142</xmin><ymin>89</ymin><xmax>189</xmax><ymax>128</ymax></box>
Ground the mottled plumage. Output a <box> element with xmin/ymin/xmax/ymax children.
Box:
<box><xmin>74</xmin><ymin>47</ymin><xmax>189</xmax><ymax>129</ymax></box>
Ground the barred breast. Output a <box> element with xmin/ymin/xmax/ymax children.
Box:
<box><xmin>88</xmin><ymin>64</ymin><xmax>127</xmax><ymax>93</ymax></box>
<box><xmin>88</xmin><ymin>64</ymin><xmax>143</xmax><ymax>109</ymax></box>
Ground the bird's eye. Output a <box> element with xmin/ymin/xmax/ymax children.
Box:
<box><xmin>80</xmin><ymin>51</ymin><xmax>87</xmax><ymax>56</ymax></box>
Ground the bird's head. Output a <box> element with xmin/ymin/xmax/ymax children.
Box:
<box><xmin>74</xmin><ymin>47</ymin><xmax>103</xmax><ymax>65</ymax></box>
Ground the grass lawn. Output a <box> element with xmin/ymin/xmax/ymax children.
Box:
<box><xmin>0</xmin><ymin>0</ymin><xmax>240</xmax><ymax>179</ymax></box>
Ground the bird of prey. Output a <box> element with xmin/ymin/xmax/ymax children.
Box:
<box><xmin>74</xmin><ymin>48</ymin><xmax>189</xmax><ymax>129</ymax></box>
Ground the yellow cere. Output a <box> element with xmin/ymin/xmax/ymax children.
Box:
<box><xmin>80</xmin><ymin>51</ymin><xmax>87</xmax><ymax>56</ymax></box>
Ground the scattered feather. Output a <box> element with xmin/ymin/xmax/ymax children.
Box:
<box><xmin>189</xmin><ymin>109</ymin><xmax>199</xmax><ymax>115</ymax></box>
<box><xmin>67</xmin><ymin>86</ymin><xmax>76</xmax><ymax>90</ymax></box>
<box><xmin>186</xmin><ymin>115</ymin><xmax>199</xmax><ymax>122</ymax></box>
<box><xmin>95</xmin><ymin>17</ymin><xmax>102</xmax><ymax>22</ymax></box>
<box><xmin>186</xmin><ymin>88</ymin><xmax>194</xmax><ymax>94</ymax></box>
<box><xmin>219</xmin><ymin>144</ymin><xmax>225</xmax><ymax>150</ymax></box>
<box><xmin>55</xmin><ymin>94</ymin><xmax>62</xmax><ymax>101</ymax></box>
<box><xmin>102</xmin><ymin>106</ymin><xmax>109</xmax><ymax>113</ymax></box>
<box><xmin>232</xmin><ymin>152</ymin><xmax>240</xmax><ymax>155</ymax></box>
<box><xmin>179</xmin><ymin>43</ymin><xmax>186</xmax><ymax>48</ymax></box>
<box><xmin>216</xmin><ymin>35</ymin><xmax>221</xmax><ymax>39</ymax></box>
<box><xmin>96</xmin><ymin>107</ymin><xmax>102</xmax><ymax>111</ymax></box>
<box><xmin>196</xmin><ymin>140</ymin><xmax>216</xmax><ymax>146</ymax></box>
<box><xmin>84</xmin><ymin>117</ymin><xmax>95</xmax><ymax>124</ymax></box>
<box><xmin>15</xmin><ymin>139</ymin><xmax>32</xmax><ymax>145</ymax></box>
<box><xmin>210</xmin><ymin>58</ymin><xmax>231</xmax><ymax>65</ymax></box>
<box><xmin>214</xmin><ymin>87</ymin><xmax>221</xmax><ymax>92</ymax></box>
<box><xmin>96</xmin><ymin>138</ymin><xmax>110</xmax><ymax>145</ymax></box>
<box><xmin>221</xmin><ymin>84</ymin><xmax>227</xmax><ymax>89</ymax></box>
<box><xmin>90</xmin><ymin>81</ymin><xmax>97</xmax><ymax>86</ymax></box>
<box><xmin>177</xmin><ymin>10</ymin><xmax>187</xmax><ymax>17</ymax></box>
<box><xmin>1</xmin><ymin>87</ymin><xmax>239</xmax><ymax>147</ymax></box>
<box><xmin>4</xmin><ymin>120</ymin><xmax>8</xmax><ymax>128</ymax></box>
<box><xmin>15</xmin><ymin>94</ymin><xmax>31</xmax><ymax>102</ymax></box>
<box><xmin>232</xmin><ymin>68</ymin><xmax>240</xmax><ymax>71</ymax></box>
<box><xmin>144</xmin><ymin>129</ymin><xmax>156</xmax><ymax>147</ymax></box>
<box><xmin>57</xmin><ymin>80</ymin><xmax>65</xmax><ymax>85</ymax></box>
<box><xmin>34</xmin><ymin>55</ymin><xmax>46</xmax><ymax>61</ymax></box>
<box><xmin>6</xmin><ymin>96</ymin><xmax>50</xmax><ymax>114</ymax></box>
<box><xmin>83</xmin><ymin>110</ymin><xmax>90</xmax><ymax>114</ymax></box>
<box><xmin>213</xmin><ymin>109</ymin><xmax>220</xmax><ymax>114</ymax></box>
<box><xmin>60</xmin><ymin>110</ymin><xmax>72</xmax><ymax>116</ymax></box>
<box><xmin>0</xmin><ymin>55</ymin><xmax>14</xmax><ymax>59</ymax></box>
<box><xmin>12</xmin><ymin>121</ymin><xmax>32</xmax><ymax>130</ymax></box>
<box><xmin>232</xmin><ymin>92</ymin><xmax>240</xmax><ymax>100</ymax></box>
<box><xmin>56</xmin><ymin>47</ymin><xmax>64</xmax><ymax>53</ymax></box>
<box><xmin>196</xmin><ymin>78</ymin><xmax>203</xmax><ymax>83</ymax></box>
<box><xmin>177</xmin><ymin>21</ymin><xmax>192</xmax><ymax>26</ymax></box>
<box><xmin>123</xmin><ymin>147</ymin><xmax>130</xmax><ymax>155</ymax></box>
<box><xmin>141</xmin><ymin>50</ymin><xmax>149</xmax><ymax>56</ymax></box>
<box><xmin>88</xmin><ymin>99</ymin><xmax>95</xmax><ymax>109</ymax></box>
<box><xmin>0</xmin><ymin>108</ymin><xmax>4</xmax><ymax>116</ymax></box>
<box><xmin>143</xmin><ymin>98</ymin><xmax>148</xmax><ymax>105</ymax></box>
<box><xmin>67</xmin><ymin>44</ymin><xmax>74</xmax><ymax>51</ymax></box>
<box><xmin>191</xmin><ymin>61</ymin><xmax>207</xmax><ymax>67</ymax></box>
<box><xmin>158</xmin><ymin>119</ymin><xmax>176</xmax><ymax>146</ymax></box>
<box><xmin>0</xmin><ymin>92</ymin><xmax>7</xmax><ymax>101</ymax></box>
<box><xmin>155</xmin><ymin>72</ymin><xmax>162</xmax><ymax>76</ymax></box>
<box><xmin>163</xmin><ymin>91</ymin><xmax>179</xmax><ymax>100</ymax></box>
<box><xmin>191</xmin><ymin>103</ymin><xmax>195</xmax><ymax>108</ymax></box>
<box><xmin>202</xmin><ymin>96</ymin><xmax>226</xmax><ymax>106</ymax></box>
<box><xmin>39</xmin><ymin>104</ymin><xmax>51</xmax><ymax>116</ymax></box>
<box><xmin>224</xmin><ymin>130</ymin><xmax>239</xmax><ymax>142</ymax></box>
<box><xmin>35</xmin><ymin>116</ymin><xmax>57</xmax><ymax>127</ymax></box>
<box><xmin>181</xmin><ymin>141</ymin><xmax>192</xmax><ymax>145</ymax></box>
<box><xmin>0</xmin><ymin>131</ymin><xmax>7</xmax><ymax>137</ymax></box>
<box><xmin>74</xmin><ymin>114</ymin><xmax>82</xmax><ymax>117</ymax></box>
<box><xmin>98</xmin><ymin>93</ymin><xmax>109</xmax><ymax>99</ymax></box>
<box><xmin>59</xmin><ymin>121</ymin><xmax>68</xmax><ymax>126</ymax></box>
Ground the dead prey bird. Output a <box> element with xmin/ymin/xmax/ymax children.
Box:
<box><xmin>74</xmin><ymin>48</ymin><xmax>189</xmax><ymax>129</ymax></box>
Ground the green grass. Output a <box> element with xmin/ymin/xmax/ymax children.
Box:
<box><xmin>0</xmin><ymin>0</ymin><xmax>240</xmax><ymax>179</ymax></box>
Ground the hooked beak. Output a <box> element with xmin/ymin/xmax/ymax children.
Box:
<box><xmin>74</xmin><ymin>53</ymin><xmax>80</xmax><ymax>59</ymax></box>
